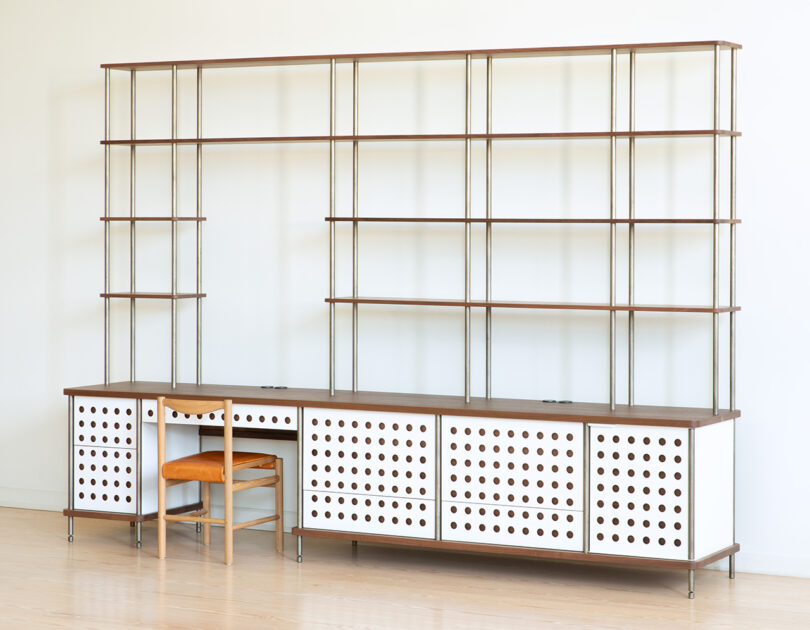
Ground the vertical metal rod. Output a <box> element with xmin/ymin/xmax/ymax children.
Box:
<box><xmin>67</xmin><ymin>396</ymin><xmax>74</xmax><ymax>542</ymax></box>
<box><xmin>688</xmin><ymin>569</ymin><xmax>695</xmax><ymax>599</ymax></box>
<box><xmin>352</xmin><ymin>60</ymin><xmax>359</xmax><ymax>393</ymax></box>
<box><xmin>196</xmin><ymin>67</ymin><xmax>203</xmax><ymax>386</ymax></box>
<box><xmin>130</xmin><ymin>70</ymin><xmax>137</xmax><ymax>382</ymax></box>
<box><xmin>712</xmin><ymin>45</ymin><xmax>720</xmax><ymax>415</ymax></box>
<box><xmin>135</xmin><ymin>398</ymin><xmax>142</xmax><ymax>548</ymax></box>
<box><xmin>329</xmin><ymin>59</ymin><xmax>336</xmax><ymax>396</ymax></box>
<box><xmin>729</xmin><ymin>46</ymin><xmax>738</xmax><ymax>579</ymax></box>
<box><xmin>435</xmin><ymin>414</ymin><xmax>442</xmax><ymax>540</ymax></box>
<box><xmin>297</xmin><ymin>406</ymin><xmax>304</xmax><ymax>562</ymax></box>
<box><xmin>583</xmin><ymin>424</ymin><xmax>590</xmax><ymax>552</ymax></box>
<box><xmin>171</xmin><ymin>64</ymin><xmax>178</xmax><ymax>388</ymax></box>
<box><xmin>104</xmin><ymin>68</ymin><xmax>111</xmax><ymax>385</ymax></box>
<box><xmin>628</xmin><ymin>51</ymin><xmax>636</xmax><ymax>406</ymax></box>
<box><xmin>464</xmin><ymin>53</ymin><xmax>472</xmax><ymax>404</ymax></box>
<box><xmin>609</xmin><ymin>49</ymin><xmax>617</xmax><ymax>410</ymax></box>
<box><xmin>485</xmin><ymin>56</ymin><xmax>493</xmax><ymax>399</ymax></box>
<box><xmin>688</xmin><ymin>426</ymin><xmax>696</xmax><ymax>597</ymax></box>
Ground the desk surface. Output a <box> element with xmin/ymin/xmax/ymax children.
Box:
<box><xmin>64</xmin><ymin>381</ymin><xmax>739</xmax><ymax>428</ymax></box>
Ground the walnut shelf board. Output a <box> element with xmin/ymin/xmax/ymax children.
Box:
<box><xmin>292</xmin><ymin>527</ymin><xmax>740</xmax><ymax>570</ymax></box>
<box><xmin>100</xmin><ymin>292</ymin><xmax>206</xmax><ymax>299</ymax></box>
<box><xmin>326</xmin><ymin>297</ymin><xmax>740</xmax><ymax>314</ymax></box>
<box><xmin>326</xmin><ymin>217</ymin><xmax>741</xmax><ymax>224</ymax></box>
<box><xmin>63</xmin><ymin>382</ymin><xmax>739</xmax><ymax>427</ymax></box>
<box><xmin>101</xmin><ymin>41</ymin><xmax>741</xmax><ymax>71</ymax></box>
<box><xmin>100</xmin><ymin>217</ymin><xmax>206</xmax><ymax>222</ymax></box>
<box><xmin>101</xmin><ymin>130</ymin><xmax>740</xmax><ymax>145</ymax></box>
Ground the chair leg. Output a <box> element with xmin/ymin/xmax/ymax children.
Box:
<box><xmin>202</xmin><ymin>482</ymin><xmax>211</xmax><ymax>546</ymax></box>
<box><xmin>275</xmin><ymin>459</ymin><xmax>284</xmax><ymax>552</ymax></box>
<box><xmin>224</xmin><ymin>473</ymin><xmax>234</xmax><ymax>566</ymax></box>
<box><xmin>157</xmin><ymin>473</ymin><xmax>167</xmax><ymax>560</ymax></box>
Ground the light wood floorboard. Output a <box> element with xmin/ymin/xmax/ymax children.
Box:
<box><xmin>0</xmin><ymin>507</ymin><xmax>807</xmax><ymax>629</ymax></box>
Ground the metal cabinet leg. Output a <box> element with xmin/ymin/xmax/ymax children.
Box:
<box><xmin>688</xmin><ymin>569</ymin><xmax>695</xmax><ymax>599</ymax></box>
<box><xmin>297</xmin><ymin>535</ymin><xmax>303</xmax><ymax>563</ymax></box>
<box><xmin>729</xmin><ymin>554</ymin><xmax>736</xmax><ymax>579</ymax></box>
<box><xmin>352</xmin><ymin>540</ymin><xmax>357</xmax><ymax>547</ymax></box>
<box><xmin>68</xmin><ymin>516</ymin><xmax>74</xmax><ymax>542</ymax></box>
<box><xmin>136</xmin><ymin>522</ymin><xmax>142</xmax><ymax>549</ymax></box>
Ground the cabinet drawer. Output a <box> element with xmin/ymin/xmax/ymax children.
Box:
<box><xmin>303</xmin><ymin>490</ymin><xmax>435</xmax><ymax>539</ymax></box>
<box><xmin>74</xmin><ymin>397</ymin><xmax>137</xmax><ymax>448</ymax></box>
<box><xmin>442</xmin><ymin>502</ymin><xmax>582</xmax><ymax>551</ymax></box>
<box><xmin>142</xmin><ymin>399</ymin><xmax>297</xmax><ymax>430</ymax></box>
<box><xmin>73</xmin><ymin>445</ymin><xmax>137</xmax><ymax>513</ymax></box>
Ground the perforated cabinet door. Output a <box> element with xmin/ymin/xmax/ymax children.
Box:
<box><xmin>302</xmin><ymin>408</ymin><xmax>436</xmax><ymax>538</ymax></box>
<box><xmin>441</xmin><ymin>416</ymin><xmax>584</xmax><ymax>551</ymax></box>
<box><xmin>588</xmin><ymin>424</ymin><xmax>689</xmax><ymax>560</ymax></box>
<box><xmin>73</xmin><ymin>445</ymin><xmax>137</xmax><ymax>513</ymax></box>
<box><xmin>74</xmin><ymin>397</ymin><xmax>138</xmax><ymax>449</ymax></box>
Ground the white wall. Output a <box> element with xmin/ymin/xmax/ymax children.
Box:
<box><xmin>0</xmin><ymin>0</ymin><xmax>807</xmax><ymax>577</ymax></box>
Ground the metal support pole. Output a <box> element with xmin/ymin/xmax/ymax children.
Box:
<box><xmin>297</xmin><ymin>407</ymin><xmax>304</xmax><ymax>562</ymax></box>
<box><xmin>711</xmin><ymin>45</ymin><xmax>720</xmax><ymax>415</ymax></box>
<box><xmin>485</xmin><ymin>56</ymin><xmax>493</xmax><ymax>399</ymax></box>
<box><xmin>104</xmin><ymin>68</ymin><xmax>111</xmax><ymax>385</ymax></box>
<box><xmin>135</xmin><ymin>398</ymin><xmax>142</xmax><ymax>548</ymax></box>
<box><xmin>130</xmin><ymin>70</ymin><xmax>137</xmax><ymax>382</ymax></box>
<box><xmin>435</xmin><ymin>414</ymin><xmax>442</xmax><ymax>540</ymax></box>
<box><xmin>352</xmin><ymin>60</ymin><xmax>359</xmax><ymax>393</ymax></box>
<box><xmin>688</xmin><ymin>569</ymin><xmax>695</xmax><ymax>599</ymax></box>
<box><xmin>464</xmin><ymin>54</ymin><xmax>472</xmax><ymax>404</ymax></box>
<box><xmin>196</xmin><ymin>67</ymin><xmax>203</xmax><ymax>386</ymax></box>
<box><xmin>67</xmin><ymin>396</ymin><xmax>74</xmax><ymax>542</ymax></box>
<box><xmin>609</xmin><ymin>49</ymin><xmax>617</xmax><ymax>410</ymax></box>
<box><xmin>583</xmin><ymin>424</ymin><xmax>590</xmax><ymax>552</ymax></box>
<box><xmin>729</xmin><ymin>45</ymin><xmax>738</xmax><ymax>580</ymax></box>
<box><xmin>171</xmin><ymin>64</ymin><xmax>178</xmax><ymax>388</ymax></box>
<box><xmin>628</xmin><ymin>51</ymin><xmax>636</xmax><ymax>406</ymax></box>
<box><xmin>329</xmin><ymin>59</ymin><xmax>336</xmax><ymax>396</ymax></box>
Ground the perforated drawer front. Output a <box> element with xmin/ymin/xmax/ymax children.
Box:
<box><xmin>73</xmin><ymin>445</ymin><xmax>137</xmax><ymax>513</ymax></box>
<box><xmin>303</xmin><ymin>409</ymin><xmax>435</xmax><ymax>500</ymax></box>
<box><xmin>74</xmin><ymin>397</ymin><xmax>137</xmax><ymax>448</ymax></box>
<box><xmin>589</xmin><ymin>425</ymin><xmax>689</xmax><ymax>560</ymax></box>
<box><xmin>142</xmin><ymin>399</ymin><xmax>297</xmax><ymax>430</ymax></box>
<box><xmin>442</xmin><ymin>416</ymin><xmax>583</xmax><ymax>510</ymax></box>
<box><xmin>303</xmin><ymin>490</ymin><xmax>435</xmax><ymax>538</ymax></box>
<box><xmin>442</xmin><ymin>502</ymin><xmax>582</xmax><ymax>551</ymax></box>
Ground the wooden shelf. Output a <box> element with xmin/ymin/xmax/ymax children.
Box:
<box><xmin>63</xmin><ymin>381</ymin><xmax>740</xmax><ymax>427</ymax></box>
<box><xmin>101</xmin><ymin>41</ymin><xmax>742</xmax><ymax>71</ymax></box>
<box><xmin>101</xmin><ymin>292</ymin><xmax>206</xmax><ymax>299</ymax></box>
<box><xmin>100</xmin><ymin>217</ymin><xmax>206</xmax><ymax>222</ymax></box>
<box><xmin>326</xmin><ymin>217</ymin><xmax>741</xmax><ymax>224</ymax></box>
<box><xmin>101</xmin><ymin>129</ymin><xmax>740</xmax><ymax>146</ymax></box>
<box><xmin>326</xmin><ymin>297</ymin><xmax>740</xmax><ymax>314</ymax></box>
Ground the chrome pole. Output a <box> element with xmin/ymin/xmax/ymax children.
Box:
<box><xmin>628</xmin><ymin>51</ymin><xmax>636</xmax><ymax>406</ymax></box>
<box><xmin>67</xmin><ymin>396</ymin><xmax>74</xmax><ymax>542</ymax></box>
<box><xmin>196</xmin><ymin>66</ymin><xmax>203</xmax><ymax>385</ymax></box>
<box><xmin>712</xmin><ymin>45</ymin><xmax>720</xmax><ymax>415</ymax></box>
<box><xmin>171</xmin><ymin>64</ymin><xmax>178</xmax><ymax>388</ymax></box>
<box><xmin>688</xmin><ymin>427</ymin><xmax>696</xmax><ymax>598</ymax></box>
<box><xmin>297</xmin><ymin>406</ymin><xmax>304</xmax><ymax>562</ymax></box>
<box><xmin>104</xmin><ymin>68</ymin><xmax>111</xmax><ymax>385</ymax></box>
<box><xmin>352</xmin><ymin>60</ymin><xmax>359</xmax><ymax>393</ymax></box>
<box><xmin>583</xmin><ymin>424</ymin><xmax>590</xmax><ymax>552</ymax></box>
<box><xmin>435</xmin><ymin>414</ymin><xmax>442</xmax><ymax>540</ymax></box>
<box><xmin>329</xmin><ymin>59</ymin><xmax>336</xmax><ymax>396</ymax></box>
<box><xmin>609</xmin><ymin>49</ymin><xmax>617</xmax><ymax>410</ymax></box>
<box><xmin>729</xmin><ymin>46</ymin><xmax>738</xmax><ymax>580</ymax></box>
<box><xmin>486</xmin><ymin>56</ymin><xmax>493</xmax><ymax>399</ymax></box>
<box><xmin>130</xmin><ymin>70</ymin><xmax>137</xmax><ymax>382</ymax></box>
<box><xmin>464</xmin><ymin>53</ymin><xmax>472</xmax><ymax>404</ymax></box>
<box><xmin>135</xmin><ymin>398</ymin><xmax>142</xmax><ymax>548</ymax></box>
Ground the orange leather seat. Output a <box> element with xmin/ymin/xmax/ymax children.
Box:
<box><xmin>163</xmin><ymin>451</ymin><xmax>277</xmax><ymax>483</ymax></box>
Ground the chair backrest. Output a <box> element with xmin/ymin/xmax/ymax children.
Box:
<box><xmin>156</xmin><ymin>397</ymin><xmax>234</xmax><ymax>481</ymax></box>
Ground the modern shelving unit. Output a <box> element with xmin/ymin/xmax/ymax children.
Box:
<box><xmin>65</xmin><ymin>41</ymin><xmax>740</xmax><ymax>598</ymax></box>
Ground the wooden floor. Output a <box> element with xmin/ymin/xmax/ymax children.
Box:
<box><xmin>0</xmin><ymin>507</ymin><xmax>807</xmax><ymax>629</ymax></box>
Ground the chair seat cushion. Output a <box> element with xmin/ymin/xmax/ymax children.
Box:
<box><xmin>163</xmin><ymin>451</ymin><xmax>276</xmax><ymax>483</ymax></box>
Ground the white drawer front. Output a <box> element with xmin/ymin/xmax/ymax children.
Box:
<box><xmin>303</xmin><ymin>490</ymin><xmax>435</xmax><ymax>539</ymax></box>
<box><xmin>73</xmin><ymin>445</ymin><xmax>137</xmax><ymax>513</ymax></box>
<box><xmin>142</xmin><ymin>399</ymin><xmax>297</xmax><ymax>430</ymax></box>
<box><xmin>442</xmin><ymin>502</ymin><xmax>582</xmax><ymax>551</ymax></box>
<box><xmin>303</xmin><ymin>408</ymin><xmax>435</xmax><ymax>500</ymax></box>
<box><xmin>74</xmin><ymin>397</ymin><xmax>137</xmax><ymax>448</ymax></box>
<box><xmin>588</xmin><ymin>425</ymin><xmax>689</xmax><ymax>560</ymax></box>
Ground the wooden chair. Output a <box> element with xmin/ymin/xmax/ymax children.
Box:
<box><xmin>156</xmin><ymin>397</ymin><xmax>283</xmax><ymax>565</ymax></box>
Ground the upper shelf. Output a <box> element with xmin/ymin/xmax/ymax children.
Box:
<box><xmin>326</xmin><ymin>297</ymin><xmax>740</xmax><ymax>314</ymax></box>
<box><xmin>101</xmin><ymin>41</ymin><xmax>742</xmax><ymax>71</ymax></box>
<box><xmin>101</xmin><ymin>292</ymin><xmax>206</xmax><ymax>299</ymax></box>
<box><xmin>326</xmin><ymin>217</ymin><xmax>741</xmax><ymax>225</ymax></box>
<box><xmin>100</xmin><ymin>217</ymin><xmax>206</xmax><ymax>222</ymax></box>
<box><xmin>101</xmin><ymin>130</ymin><xmax>740</xmax><ymax>146</ymax></box>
